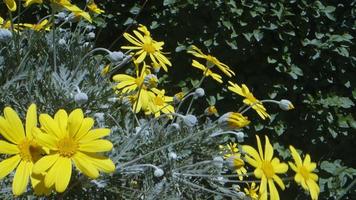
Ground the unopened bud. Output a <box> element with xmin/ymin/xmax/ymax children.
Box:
<box><xmin>194</xmin><ymin>88</ymin><xmax>205</xmax><ymax>98</ymax></box>
<box><xmin>108</xmin><ymin>51</ymin><xmax>124</xmax><ymax>63</ymax></box>
<box><xmin>74</xmin><ymin>92</ymin><xmax>88</xmax><ymax>104</ymax></box>
<box><xmin>87</xmin><ymin>32</ymin><xmax>95</xmax><ymax>39</ymax></box>
<box><xmin>154</xmin><ymin>168</ymin><xmax>164</xmax><ymax>177</ymax></box>
<box><xmin>183</xmin><ymin>114</ymin><xmax>197</xmax><ymax>127</ymax></box>
<box><xmin>0</xmin><ymin>29</ymin><xmax>12</xmax><ymax>42</ymax></box>
<box><xmin>279</xmin><ymin>99</ymin><xmax>295</xmax><ymax>111</ymax></box>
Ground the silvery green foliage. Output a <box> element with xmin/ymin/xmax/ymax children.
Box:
<box><xmin>0</xmin><ymin>25</ymin><xmax>245</xmax><ymax>199</ymax></box>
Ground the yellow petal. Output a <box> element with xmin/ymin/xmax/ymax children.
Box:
<box><xmin>5</xmin><ymin>0</ymin><xmax>17</xmax><ymax>11</ymax></box>
<box><xmin>264</xmin><ymin>135</ymin><xmax>274</xmax><ymax>161</ymax></box>
<box><xmin>242</xmin><ymin>145</ymin><xmax>261</xmax><ymax>166</ymax></box>
<box><xmin>272</xmin><ymin>175</ymin><xmax>285</xmax><ymax>190</ymax></box>
<box><xmin>268</xmin><ymin>179</ymin><xmax>280</xmax><ymax>200</ymax></box>
<box><xmin>34</xmin><ymin>128</ymin><xmax>58</xmax><ymax>150</ymax></box>
<box><xmin>74</xmin><ymin>118</ymin><xmax>94</xmax><ymax>140</ymax></box>
<box><xmin>0</xmin><ymin>116</ymin><xmax>20</xmax><ymax>144</ymax></box>
<box><xmin>0</xmin><ymin>155</ymin><xmax>21</xmax><ymax>179</ymax></box>
<box><xmin>79</xmin><ymin>128</ymin><xmax>111</xmax><ymax>143</ymax></box>
<box><xmin>44</xmin><ymin>158</ymin><xmax>62</xmax><ymax>188</ymax></box>
<box><xmin>12</xmin><ymin>161</ymin><xmax>32</xmax><ymax>196</ymax></box>
<box><xmin>0</xmin><ymin>140</ymin><xmax>19</xmax><ymax>154</ymax></box>
<box><xmin>289</xmin><ymin>145</ymin><xmax>302</xmax><ymax>166</ymax></box>
<box><xmin>55</xmin><ymin>157</ymin><xmax>72</xmax><ymax>192</ymax></box>
<box><xmin>135</xmin><ymin>51</ymin><xmax>147</xmax><ymax>63</ymax></box>
<box><xmin>25</xmin><ymin>104</ymin><xmax>37</xmax><ymax>139</ymax></box>
<box><xmin>68</xmin><ymin>109</ymin><xmax>84</xmax><ymax>138</ymax></box>
<box><xmin>39</xmin><ymin>114</ymin><xmax>62</xmax><ymax>138</ymax></box>
<box><xmin>54</xmin><ymin>109</ymin><xmax>68</xmax><ymax>138</ymax></box>
<box><xmin>4</xmin><ymin>107</ymin><xmax>25</xmax><ymax>141</ymax></box>
<box><xmin>86</xmin><ymin>154</ymin><xmax>115</xmax><ymax>173</ymax></box>
<box><xmin>33</xmin><ymin>154</ymin><xmax>59</xmax><ymax>174</ymax></box>
<box><xmin>72</xmin><ymin>152</ymin><xmax>99</xmax><ymax>178</ymax></box>
<box><xmin>256</xmin><ymin>135</ymin><xmax>264</xmax><ymax>159</ymax></box>
<box><xmin>78</xmin><ymin>139</ymin><xmax>113</xmax><ymax>152</ymax></box>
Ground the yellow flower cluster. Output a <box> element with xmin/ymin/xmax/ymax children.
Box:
<box><xmin>0</xmin><ymin>104</ymin><xmax>114</xmax><ymax>196</ymax></box>
<box><xmin>240</xmin><ymin>135</ymin><xmax>319</xmax><ymax>200</ymax></box>
<box><xmin>114</xmin><ymin>25</ymin><xmax>175</xmax><ymax>117</ymax></box>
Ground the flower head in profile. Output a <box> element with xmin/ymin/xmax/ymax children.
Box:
<box><xmin>218</xmin><ymin>112</ymin><xmax>250</xmax><ymax>129</ymax></box>
<box><xmin>228</xmin><ymin>81</ymin><xmax>270</xmax><ymax>120</ymax></box>
<box><xmin>242</xmin><ymin>135</ymin><xmax>288</xmax><ymax>200</ymax></box>
<box><xmin>289</xmin><ymin>145</ymin><xmax>319</xmax><ymax>200</ymax></box>
<box><xmin>188</xmin><ymin>45</ymin><xmax>235</xmax><ymax>77</ymax></box>
<box><xmin>205</xmin><ymin>105</ymin><xmax>219</xmax><ymax>116</ymax></box>
<box><xmin>87</xmin><ymin>1</ymin><xmax>104</xmax><ymax>14</ymax></box>
<box><xmin>32</xmin><ymin>108</ymin><xmax>115</xmax><ymax>193</ymax></box>
<box><xmin>4</xmin><ymin>0</ymin><xmax>17</xmax><ymax>11</ymax></box>
<box><xmin>192</xmin><ymin>60</ymin><xmax>223</xmax><ymax>83</ymax></box>
<box><xmin>219</xmin><ymin>143</ymin><xmax>247</xmax><ymax>180</ymax></box>
<box><xmin>22</xmin><ymin>19</ymin><xmax>51</xmax><ymax>31</ymax></box>
<box><xmin>0</xmin><ymin>104</ymin><xmax>48</xmax><ymax>195</ymax></box>
<box><xmin>122</xmin><ymin>24</ymin><xmax>172</xmax><ymax>72</ymax></box>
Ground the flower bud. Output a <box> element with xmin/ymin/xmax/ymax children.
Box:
<box><xmin>144</xmin><ymin>74</ymin><xmax>158</xmax><ymax>89</ymax></box>
<box><xmin>108</xmin><ymin>51</ymin><xmax>124</xmax><ymax>63</ymax></box>
<box><xmin>0</xmin><ymin>29</ymin><xmax>12</xmax><ymax>42</ymax></box>
<box><xmin>205</xmin><ymin>105</ymin><xmax>218</xmax><ymax>116</ymax></box>
<box><xmin>183</xmin><ymin>114</ymin><xmax>197</xmax><ymax>127</ymax></box>
<box><xmin>168</xmin><ymin>152</ymin><xmax>177</xmax><ymax>160</ymax></box>
<box><xmin>226</xmin><ymin>155</ymin><xmax>245</xmax><ymax>170</ymax></box>
<box><xmin>74</xmin><ymin>92</ymin><xmax>88</xmax><ymax>104</ymax></box>
<box><xmin>213</xmin><ymin>156</ymin><xmax>224</xmax><ymax>168</ymax></box>
<box><xmin>218</xmin><ymin>112</ymin><xmax>250</xmax><ymax>129</ymax></box>
<box><xmin>87</xmin><ymin>32</ymin><xmax>95</xmax><ymax>39</ymax></box>
<box><xmin>194</xmin><ymin>88</ymin><xmax>205</xmax><ymax>98</ymax></box>
<box><xmin>279</xmin><ymin>99</ymin><xmax>295</xmax><ymax>111</ymax></box>
<box><xmin>154</xmin><ymin>168</ymin><xmax>164</xmax><ymax>177</ymax></box>
<box><xmin>173</xmin><ymin>92</ymin><xmax>185</xmax><ymax>104</ymax></box>
<box><xmin>236</xmin><ymin>131</ymin><xmax>245</xmax><ymax>142</ymax></box>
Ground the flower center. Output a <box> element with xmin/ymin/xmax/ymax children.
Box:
<box><xmin>142</xmin><ymin>37</ymin><xmax>156</xmax><ymax>53</ymax></box>
<box><xmin>154</xmin><ymin>96</ymin><xmax>164</xmax><ymax>106</ymax></box>
<box><xmin>57</xmin><ymin>137</ymin><xmax>78</xmax><ymax>157</ymax></box>
<box><xmin>18</xmin><ymin>139</ymin><xmax>43</xmax><ymax>162</ymax></box>
<box><xmin>261</xmin><ymin>161</ymin><xmax>275</xmax><ymax>178</ymax></box>
<box><xmin>299</xmin><ymin>166</ymin><xmax>310</xmax><ymax>180</ymax></box>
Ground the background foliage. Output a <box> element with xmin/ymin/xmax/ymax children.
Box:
<box><xmin>94</xmin><ymin>0</ymin><xmax>356</xmax><ymax>199</ymax></box>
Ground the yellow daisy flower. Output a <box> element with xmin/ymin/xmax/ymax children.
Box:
<box><xmin>146</xmin><ymin>88</ymin><xmax>174</xmax><ymax>118</ymax></box>
<box><xmin>188</xmin><ymin>45</ymin><xmax>235</xmax><ymax>77</ymax></box>
<box><xmin>0</xmin><ymin>104</ymin><xmax>48</xmax><ymax>195</ymax></box>
<box><xmin>122</xmin><ymin>24</ymin><xmax>172</xmax><ymax>72</ymax></box>
<box><xmin>32</xmin><ymin>108</ymin><xmax>115</xmax><ymax>193</ymax></box>
<box><xmin>4</xmin><ymin>0</ymin><xmax>17</xmax><ymax>11</ymax></box>
<box><xmin>228</xmin><ymin>81</ymin><xmax>270</xmax><ymax>120</ymax></box>
<box><xmin>289</xmin><ymin>145</ymin><xmax>320</xmax><ymax>200</ymax></box>
<box><xmin>244</xmin><ymin>182</ymin><xmax>260</xmax><ymax>200</ymax></box>
<box><xmin>242</xmin><ymin>135</ymin><xmax>289</xmax><ymax>200</ymax></box>
<box><xmin>87</xmin><ymin>1</ymin><xmax>104</xmax><ymax>14</ymax></box>
<box><xmin>192</xmin><ymin>60</ymin><xmax>223</xmax><ymax>83</ymax></box>
<box><xmin>219</xmin><ymin>143</ymin><xmax>247</xmax><ymax>180</ymax></box>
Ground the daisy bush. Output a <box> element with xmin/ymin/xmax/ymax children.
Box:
<box><xmin>0</xmin><ymin>1</ymin><xmax>347</xmax><ymax>199</ymax></box>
